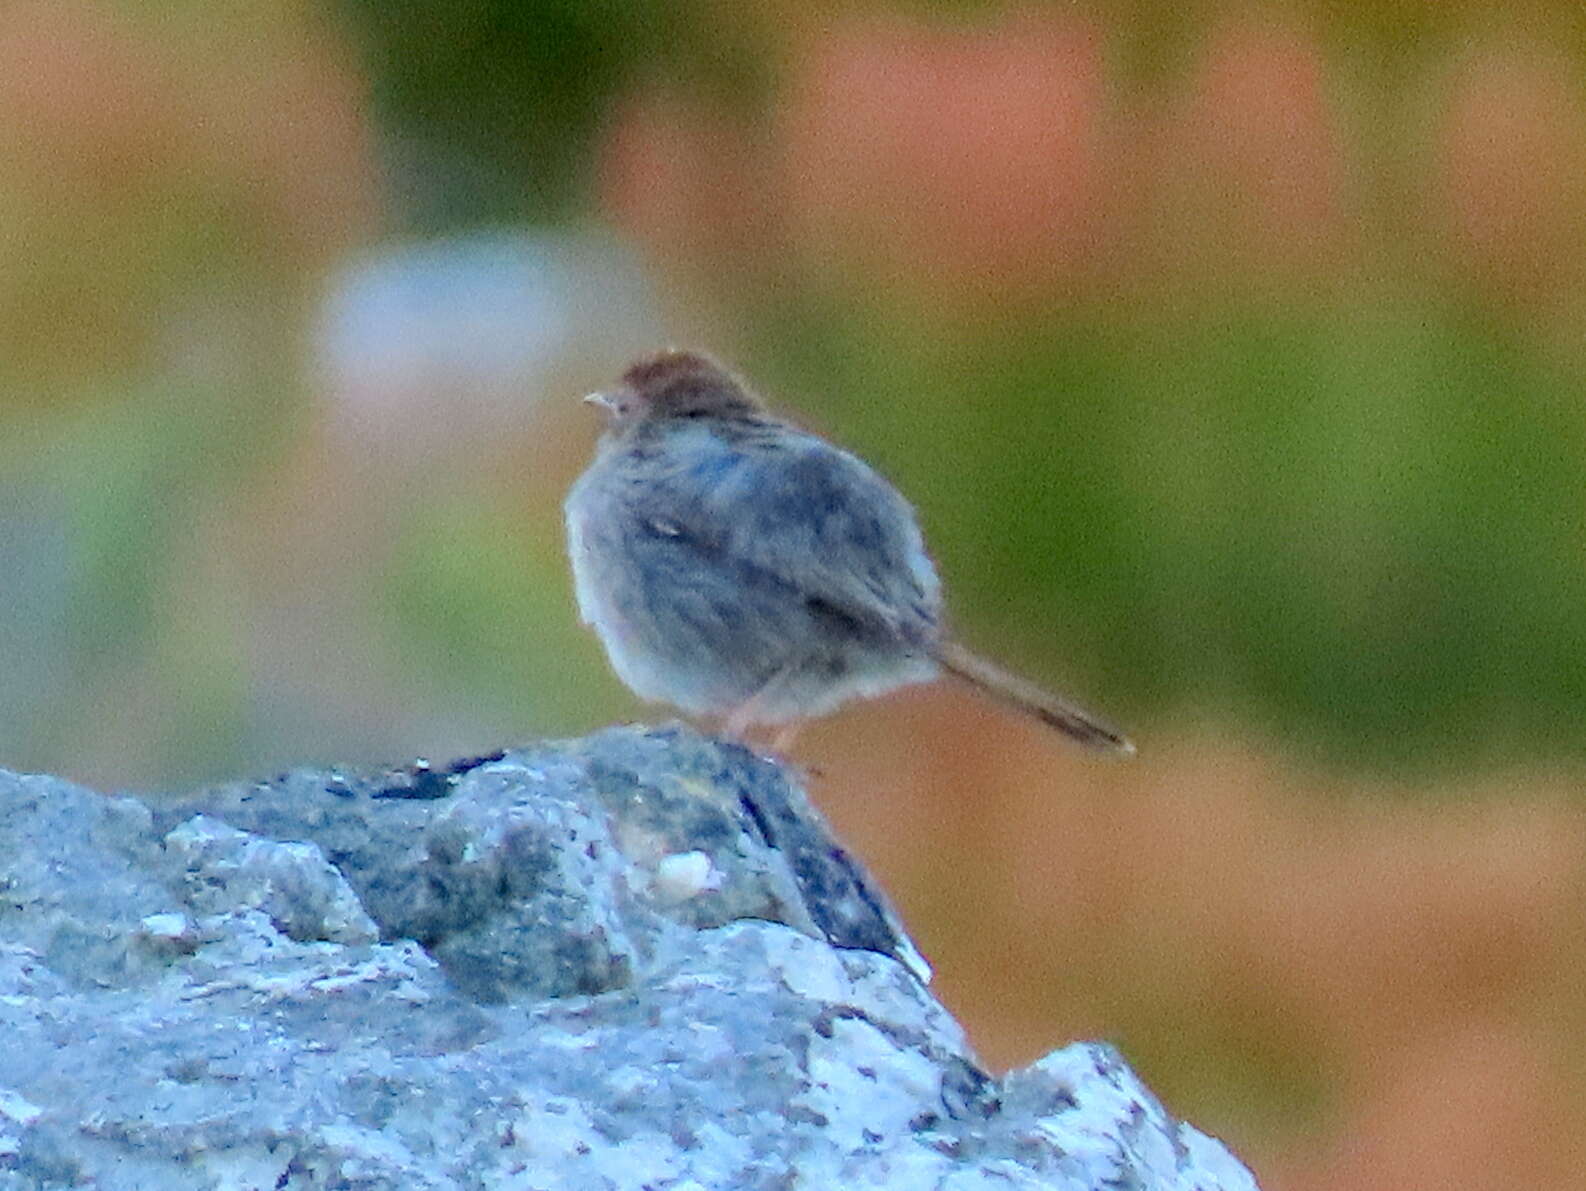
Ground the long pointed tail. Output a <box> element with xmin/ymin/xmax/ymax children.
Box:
<box><xmin>934</xmin><ymin>641</ymin><xmax>1135</xmax><ymax>755</ymax></box>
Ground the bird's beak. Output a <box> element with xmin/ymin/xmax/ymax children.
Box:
<box><xmin>582</xmin><ymin>390</ymin><xmax>616</xmax><ymax>413</ymax></box>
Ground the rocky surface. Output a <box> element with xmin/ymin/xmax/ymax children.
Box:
<box><xmin>0</xmin><ymin>724</ymin><xmax>1261</xmax><ymax>1190</ymax></box>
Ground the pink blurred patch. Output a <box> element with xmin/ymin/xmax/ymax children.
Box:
<box><xmin>779</xmin><ymin>10</ymin><xmax>1112</xmax><ymax>306</ymax></box>
<box><xmin>0</xmin><ymin>0</ymin><xmax>372</xmax><ymax>257</ymax></box>
<box><xmin>1138</xmin><ymin>17</ymin><xmax>1349</xmax><ymax>290</ymax></box>
<box><xmin>0</xmin><ymin>0</ymin><xmax>180</xmax><ymax>194</ymax></box>
<box><xmin>0</xmin><ymin>0</ymin><xmax>375</xmax><ymax>392</ymax></box>
<box><xmin>1432</xmin><ymin>38</ymin><xmax>1586</xmax><ymax>307</ymax></box>
<box><xmin>598</xmin><ymin>85</ymin><xmax>778</xmax><ymax>287</ymax></box>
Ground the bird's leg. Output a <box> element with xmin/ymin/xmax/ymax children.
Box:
<box><xmin>720</xmin><ymin>664</ymin><xmax>796</xmax><ymax>748</ymax></box>
<box><xmin>719</xmin><ymin>674</ymin><xmax>821</xmax><ymax>774</ymax></box>
<box><xmin>720</xmin><ymin>701</ymin><xmax>759</xmax><ymax>744</ymax></box>
<box><xmin>769</xmin><ymin>721</ymin><xmax>804</xmax><ymax>754</ymax></box>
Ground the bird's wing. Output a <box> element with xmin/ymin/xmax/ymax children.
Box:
<box><xmin>639</xmin><ymin>430</ymin><xmax>942</xmax><ymax>648</ymax></box>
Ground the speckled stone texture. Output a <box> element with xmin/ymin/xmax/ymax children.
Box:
<box><xmin>0</xmin><ymin>725</ymin><xmax>1261</xmax><ymax>1191</ymax></box>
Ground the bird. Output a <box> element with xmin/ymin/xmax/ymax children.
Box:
<box><xmin>564</xmin><ymin>348</ymin><xmax>1132</xmax><ymax>755</ymax></box>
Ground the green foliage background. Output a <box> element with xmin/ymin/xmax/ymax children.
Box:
<box><xmin>3</xmin><ymin>0</ymin><xmax>1585</xmax><ymax>784</ymax></box>
<box><xmin>331</xmin><ymin>0</ymin><xmax>1586</xmax><ymax>773</ymax></box>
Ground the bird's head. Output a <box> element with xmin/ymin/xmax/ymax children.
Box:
<box><xmin>584</xmin><ymin>349</ymin><xmax>764</xmax><ymax>427</ymax></box>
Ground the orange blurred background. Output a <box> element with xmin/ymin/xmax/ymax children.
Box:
<box><xmin>5</xmin><ymin>3</ymin><xmax>1586</xmax><ymax>1187</ymax></box>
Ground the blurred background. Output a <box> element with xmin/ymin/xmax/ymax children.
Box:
<box><xmin>4</xmin><ymin>0</ymin><xmax>1586</xmax><ymax>1185</ymax></box>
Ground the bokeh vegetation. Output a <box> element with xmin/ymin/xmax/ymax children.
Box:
<box><xmin>5</xmin><ymin>2</ymin><xmax>1586</xmax><ymax>1188</ymax></box>
<box><xmin>340</xmin><ymin>0</ymin><xmax>1586</xmax><ymax>771</ymax></box>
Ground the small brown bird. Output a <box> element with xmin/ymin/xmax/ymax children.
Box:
<box><xmin>564</xmin><ymin>349</ymin><xmax>1132</xmax><ymax>754</ymax></box>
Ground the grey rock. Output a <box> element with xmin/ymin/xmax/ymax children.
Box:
<box><xmin>0</xmin><ymin>724</ymin><xmax>1261</xmax><ymax>1190</ymax></box>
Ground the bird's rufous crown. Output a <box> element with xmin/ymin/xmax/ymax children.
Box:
<box><xmin>620</xmin><ymin>349</ymin><xmax>764</xmax><ymax>420</ymax></box>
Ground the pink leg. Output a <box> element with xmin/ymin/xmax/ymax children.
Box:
<box><xmin>721</xmin><ymin>701</ymin><xmax>758</xmax><ymax>742</ymax></box>
<box><xmin>721</xmin><ymin>665</ymin><xmax>795</xmax><ymax>744</ymax></box>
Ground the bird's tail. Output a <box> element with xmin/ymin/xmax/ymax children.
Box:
<box><xmin>933</xmin><ymin>641</ymin><xmax>1135</xmax><ymax>755</ymax></box>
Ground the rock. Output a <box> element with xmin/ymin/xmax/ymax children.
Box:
<box><xmin>0</xmin><ymin>724</ymin><xmax>1261</xmax><ymax>1190</ymax></box>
